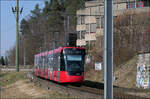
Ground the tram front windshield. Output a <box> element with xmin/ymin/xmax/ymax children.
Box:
<box><xmin>66</xmin><ymin>55</ymin><xmax>84</xmax><ymax>72</ymax></box>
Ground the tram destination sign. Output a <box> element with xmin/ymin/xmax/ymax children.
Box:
<box><xmin>63</xmin><ymin>48</ymin><xmax>85</xmax><ymax>55</ymax></box>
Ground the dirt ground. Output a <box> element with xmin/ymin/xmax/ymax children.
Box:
<box><xmin>1</xmin><ymin>79</ymin><xmax>47</xmax><ymax>98</ymax></box>
<box><xmin>0</xmin><ymin>79</ymin><xmax>72</xmax><ymax>99</ymax></box>
<box><xmin>84</xmin><ymin>56</ymin><xmax>150</xmax><ymax>98</ymax></box>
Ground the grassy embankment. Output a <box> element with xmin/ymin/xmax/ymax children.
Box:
<box><xmin>84</xmin><ymin>56</ymin><xmax>150</xmax><ymax>98</ymax></box>
<box><xmin>0</xmin><ymin>71</ymin><xmax>28</xmax><ymax>86</ymax></box>
<box><xmin>85</xmin><ymin>56</ymin><xmax>138</xmax><ymax>88</ymax></box>
<box><xmin>0</xmin><ymin>71</ymin><xmax>75</xmax><ymax>99</ymax></box>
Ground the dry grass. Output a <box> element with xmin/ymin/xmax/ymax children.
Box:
<box><xmin>114</xmin><ymin>56</ymin><xmax>138</xmax><ymax>88</ymax></box>
<box><xmin>84</xmin><ymin>56</ymin><xmax>150</xmax><ymax>98</ymax></box>
<box><xmin>0</xmin><ymin>71</ymin><xmax>75</xmax><ymax>99</ymax></box>
<box><xmin>0</xmin><ymin>71</ymin><xmax>28</xmax><ymax>86</ymax></box>
<box><xmin>84</xmin><ymin>56</ymin><xmax>138</xmax><ymax>88</ymax></box>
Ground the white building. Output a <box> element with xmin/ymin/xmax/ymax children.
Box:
<box><xmin>76</xmin><ymin>0</ymin><xmax>150</xmax><ymax>47</ymax></box>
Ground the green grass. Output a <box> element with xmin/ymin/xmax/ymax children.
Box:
<box><xmin>0</xmin><ymin>71</ymin><xmax>28</xmax><ymax>86</ymax></box>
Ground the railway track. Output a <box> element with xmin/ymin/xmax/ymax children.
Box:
<box><xmin>29</xmin><ymin>74</ymin><xmax>102</xmax><ymax>98</ymax></box>
<box><xmin>27</xmin><ymin>72</ymin><xmax>144</xmax><ymax>99</ymax></box>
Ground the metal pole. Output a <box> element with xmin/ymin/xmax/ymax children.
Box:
<box><xmin>104</xmin><ymin>0</ymin><xmax>113</xmax><ymax>99</ymax></box>
<box><xmin>16</xmin><ymin>0</ymin><xmax>19</xmax><ymax>72</ymax></box>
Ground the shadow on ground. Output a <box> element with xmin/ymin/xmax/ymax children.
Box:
<box><xmin>83</xmin><ymin>80</ymin><xmax>119</xmax><ymax>89</ymax></box>
<box><xmin>82</xmin><ymin>80</ymin><xmax>147</xmax><ymax>99</ymax></box>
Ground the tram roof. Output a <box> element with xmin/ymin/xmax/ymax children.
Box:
<box><xmin>35</xmin><ymin>47</ymin><xmax>85</xmax><ymax>57</ymax></box>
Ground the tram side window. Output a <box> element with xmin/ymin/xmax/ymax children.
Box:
<box><xmin>50</xmin><ymin>54</ymin><xmax>53</xmax><ymax>69</ymax></box>
<box><xmin>55</xmin><ymin>53</ymin><xmax>58</xmax><ymax>70</ymax></box>
<box><xmin>39</xmin><ymin>56</ymin><xmax>42</xmax><ymax>69</ymax></box>
<box><xmin>46</xmin><ymin>55</ymin><xmax>49</xmax><ymax>69</ymax></box>
<box><xmin>52</xmin><ymin>54</ymin><xmax>55</xmax><ymax>70</ymax></box>
<box><xmin>40</xmin><ymin>56</ymin><xmax>42</xmax><ymax>69</ymax></box>
<box><xmin>45</xmin><ymin>55</ymin><xmax>48</xmax><ymax>69</ymax></box>
<box><xmin>55</xmin><ymin>53</ymin><xmax>60</xmax><ymax>71</ymax></box>
<box><xmin>48</xmin><ymin>55</ymin><xmax>51</xmax><ymax>69</ymax></box>
<box><xmin>35</xmin><ymin>57</ymin><xmax>38</xmax><ymax>69</ymax></box>
<box><xmin>34</xmin><ymin>57</ymin><xmax>36</xmax><ymax>68</ymax></box>
<box><xmin>35</xmin><ymin>57</ymin><xmax>36</xmax><ymax>68</ymax></box>
<box><xmin>48</xmin><ymin>54</ymin><xmax>53</xmax><ymax>70</ymax></box>
<box><xmin>36</xmin><ymin>57</ymin><xmax>39</xmax><ymax>69</ymax></box>
<box><xmin>56</xmin><ymin>53</ymin><xmax>58</xmax><ymax>67</ymax></box>
<box><xmin>55</xmin><ymin>53</ymin><xmax>59</xmax><ymax>71</ymax></box>
<box><xmin>44</xmin><ymin>56</ymin><xmax>46</xmax><ymax>69</ymax></box>
<box><xmin>39</xmin><ymin>57</ymin><xmax>40</xmax><ymax>69</ymax></box>
<box><xmin>60</xmin><ymin>52</ymin><xmax>65</xmax><ymax>71</ymax></box>
<box><xmin>57</xmin><ymin>53</ymin><xmax>60</xmax><ymax>70</ymax></box>
<box><xmin>38</xmin><ymin>57</ymin><xmax>39</xmax><ymax>68</ymax></box>
<box><xmin>36</xmin><ymin>57</ymin><xmax>38</xmax><ymax>69</ymax></box>
<box><xmin>36</xmin><ymin>57</ymin><xmax>38</xmax><ymax>68</ymax></box>
<box><xmin>42</xmin><ymin>56</ymin><xmax>45</xmax><ymax>69</ymax></box>
<box><xmin>38</xmin><ymin>57</ymin><xmax>41</xmax><ymax>69</ymax></box>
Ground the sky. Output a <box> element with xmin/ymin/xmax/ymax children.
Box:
<box><xmin>0</xmin><ymin>0</ymin><xmax>46</xmax><ymax>57</ymax></box>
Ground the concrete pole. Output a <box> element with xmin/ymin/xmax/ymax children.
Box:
<box><xmin>104</xmin><ymin>0</ymin><xmax>113</xmax><ymax>99</ymax></box>
<box><xmin>16</xmin><ymin>0</ymin><xmax>19</xmax><ymax>72</ymax></box>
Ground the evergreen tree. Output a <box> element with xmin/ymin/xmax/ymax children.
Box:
<box><xmin>5</xmin><ymin>57</ymin><xmax>8</xmax><ymax>66</ymax></box>
<box><xmin>30</xmin><ymin>4</ymin><xmax>41</xmax><ymax>19</ymax></box>
<box><xmin>0</xmin><ymin>56</ymin><xmax>5</xmax><ymax>66</ymax></box>
<box><xmin>6</xmin><ymin>0</ymin><xmax>88</xmax><ymax>65</ymax></box>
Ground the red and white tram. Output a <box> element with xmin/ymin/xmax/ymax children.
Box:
<box><xmin>34</xmin><ymin>47</ymin><xmax>85</xmax><ymax>83</ymax></box>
